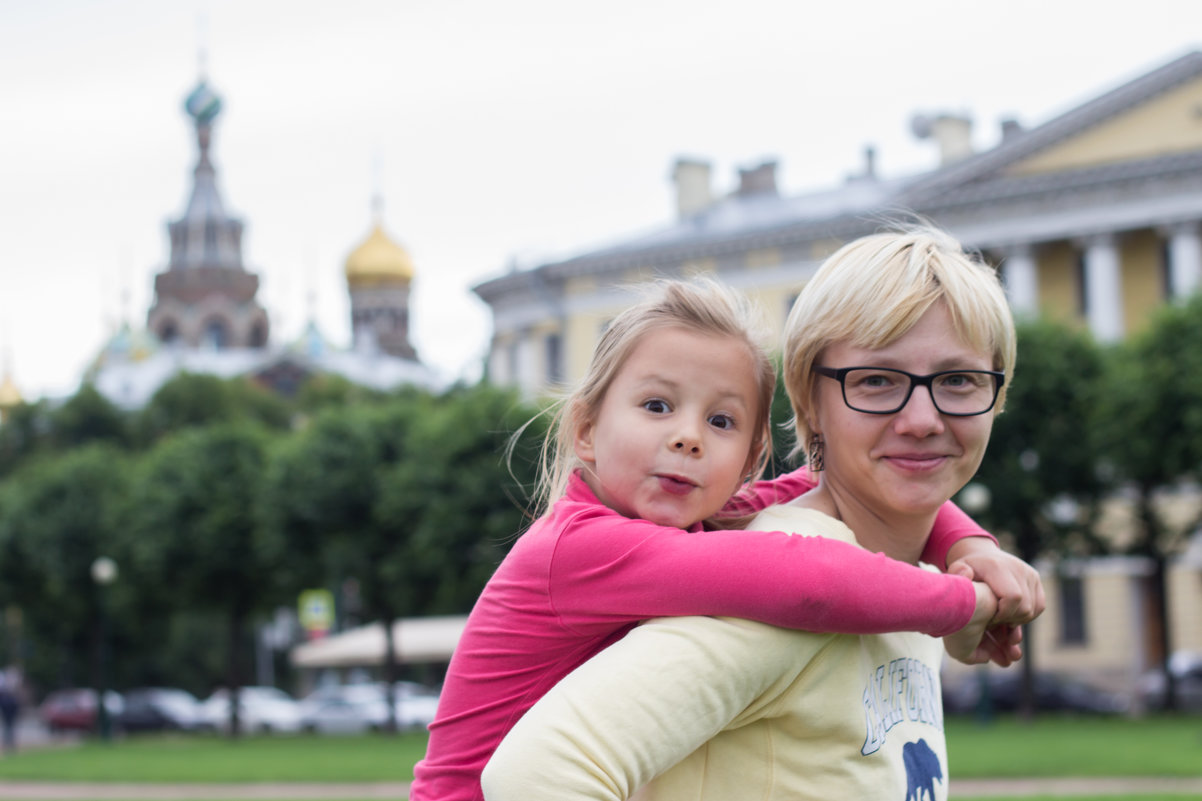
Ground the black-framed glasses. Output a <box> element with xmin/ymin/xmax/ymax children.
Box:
<box><xmin>813</xmin><ymin>366</ymin><xmax>1005</xmax><ymax>416</ymax></box>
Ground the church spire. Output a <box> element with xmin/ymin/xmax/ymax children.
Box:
<box><xmin>146</xmin><ymin>72</ymin><xmax>269</xmax><ymax>350</ymax></box>
<box><xmin>168</xmin><ymin>78</ymin><xmax>242</xmax><ymax>271</ymax></box>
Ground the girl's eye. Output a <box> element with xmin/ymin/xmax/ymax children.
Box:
<box><xmin>709</xmin><ymin>414</ymin><xmax>735</xmax><ymax>430</ymax></box>
<box><xmin>643</xmin><ymin>399</ymin><xmax>670</xmax><ymax>414</ymax></box>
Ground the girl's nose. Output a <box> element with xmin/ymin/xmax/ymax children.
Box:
<box><xmin>672</xmin><ymin>434</ymin><xmax>702</xmax><ymax>455</ymax></box>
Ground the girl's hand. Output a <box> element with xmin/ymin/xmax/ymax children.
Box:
<box><xmin>946</xmin><ymin>540</ymin><xmax>1046</xmax><ymax>626</ymax></box>
<box><xmin>944</xmin><ymin>582</ymin><xmax>1022</xmax><ymax>667</ymax></box>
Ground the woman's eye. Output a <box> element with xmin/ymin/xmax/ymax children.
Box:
<box><xmin>709</xmin><ymin>414</ymin><xmax>735</xmax><ymax>430</ymax></box>
<box><xmin>643</xmin><ymin>399</ymin><xmax>670</xmax><ymax>414</ymax></box>
<box><xmin>860</xmin><ymin>373</ymin><xmax>896</xmax><ymax>389</ymax></box>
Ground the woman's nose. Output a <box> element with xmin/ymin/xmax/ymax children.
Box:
<box><xmin>894</xmin><ymin>385</ymin><xmax>945</xmax><ymax>435</ymax></box>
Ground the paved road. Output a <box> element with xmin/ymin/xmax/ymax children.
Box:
<box><xmin>1</xmin><ymin>777</ymin><xmax>1201</xmax><ymax>799</ymax></box>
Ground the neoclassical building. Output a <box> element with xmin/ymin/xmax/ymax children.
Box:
<box><xmin>473</xmin><ymin>50</ymin><xmax>1202</xmax><ymax>703</ymax></box>
<box><xmin>475</xmin><ymin>49</ymin><xmax>1202</xmax><ymax>399</ymax></box>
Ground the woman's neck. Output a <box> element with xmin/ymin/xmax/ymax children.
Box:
<box><xmin>793</xmin><ymin>479</ymin><xmax>934</xmax><ymax>565</ymax></box>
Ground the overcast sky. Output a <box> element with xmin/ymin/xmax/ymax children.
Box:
<box><xmin>2</xmin><ymin>0</ymin><xmax>1199</xmax><ymax>400</ymax></box>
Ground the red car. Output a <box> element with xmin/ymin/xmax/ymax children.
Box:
<box><xmin>39</xmin><ymin>688</ymin><xmax>123</xmax><ymax>733</ymax></box>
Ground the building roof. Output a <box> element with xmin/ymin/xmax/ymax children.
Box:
<box><xmin>290</xmin><ymin>615</ymin><xmax>467</xmax><ymax>667</ymax></box>
<box><xmin>474</xmin><ymin>48</ymin><xmax>1202</xmax><ymax>301</ymax></box>
<box><xmin>898</xmin><ymin>49</ymin><xmax>1202</xmax><ymax>207</ymax></box>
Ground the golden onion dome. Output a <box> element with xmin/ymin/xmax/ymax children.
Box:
<box><xmin>344</xmin><ymin>223</ymin><xmax>415</xmax><ymax>285</ymax></box>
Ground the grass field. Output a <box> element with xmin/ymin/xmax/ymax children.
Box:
<box><xmin>945</xmin><ymin>715</ymin><xmax>1202</xmax><ymax>777</ymax></box>
<box><xmin>0</xmin><ymin>714</ymin><xmax>1196</xmax><ymax>801</ymax></box>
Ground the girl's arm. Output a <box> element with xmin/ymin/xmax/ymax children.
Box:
<box><xmin>727</xmin><ymin>467</ymin><xmax>1001</xmax><ymax>570</ymax></box>
<box><xmin>549</xmin><ymin>498</ymin><xmax>975</xmax><ymax>637</ymax></box>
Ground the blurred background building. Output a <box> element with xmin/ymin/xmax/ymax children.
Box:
<box><xmin>87</xmin><ymin>76</ymin><xmax>440</xmax><ymax>409</ymax></box>
<box><xmin>472</xmin><ymin>50</ymin><xmax>1202</xmax><ymax>700</ymax></box>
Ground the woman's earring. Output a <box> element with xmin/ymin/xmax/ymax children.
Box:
<box><xmin>808</xmin><ymin>433</ymin><xmax>825</xmax><ymax>472</ymax></box>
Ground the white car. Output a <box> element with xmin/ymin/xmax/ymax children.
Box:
<box><xmin>200</xmin><ymin>686</ymin><xmax>303</xmax><ymax>734</ymax></box>
<box><xmin>298</xmin><ymin>681</ymin><xmax>439</xmax><ymax>734</ymax></box>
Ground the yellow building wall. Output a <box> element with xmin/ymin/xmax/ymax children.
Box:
<box><xmin>1010</xmin><ymin>75</ymin><xmax>1202</xmax><ymax>175</ymax></box>
<box><xmin>1030</xmin><ymin>568</ymin><xmax>1144</xmax><ymax>687</ymax></box>
<box><xmin>1036</xmin><ymin>242</ymin><xmax>1083</xmax><ymax>327</ymax></box>
<box><xmin>563</xmin><ymin>275</ymin><xmax>603</xmax><ymax>385</ymax></box>
<box><xmin>1169</xmin><ymin>563</ymin><xmax>1202</xmax><ymax>653</ymax></box>
<box><xmin>1120</xmin><ymin>230</ymin><xmax>1167</xmax><ymax>336</ymax></box>
<box><xmin>810</xmin><ymin>238</ymin><xmax>844</xmax><ymax>261</ymax></box>
<box><xmin>681</xmin><ymin>258</ymin><xmax>717</xmax><ymax>278</ymax></box>
<box><xmin>744</xmin><ymin>248</ymin><xmax>781</xmax><ymax>271</ymax></box>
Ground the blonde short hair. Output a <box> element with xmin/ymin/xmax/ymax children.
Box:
<box><xmin>782</xmin><ymin>228</ymin><xmax>1016</xmax><ymax>458</ymax></box>
<box><xmin>530</xmin><ymin>278</ymin><xmax>777</xmax><ymax>517</ymax></box>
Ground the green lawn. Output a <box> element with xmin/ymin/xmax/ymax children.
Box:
<box><xmin>946</xmin><ymin>715</ymin><xmax>1202</xmax><ymax>777</ymax></box>
<box><xmin>0</xmin><ymin>714</ymin><xmax>1196</xmax><ymax>801</ymax></box>
<box><xmin>0</xmin><ymin>732</ymin><xmax>426</xmax><ymax>782</ymax></box>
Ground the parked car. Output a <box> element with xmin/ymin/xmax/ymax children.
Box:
<box><xmin>394</xmin><ymin>681</ymin><xmax>440</xmax><ymax>729</ymax></box>
<box><xmin>114</xmin><ymin>687</ymin><xmax>204</xmax><ymax>733</ymax></box>
<box><xmin>943</xmin><ymin>670</ymin><xmax>1129</xmax><ymax>716</ymax></box>
<box><xmin>199</xmin><ymin>686</ymin><xmax>302</xmax><ymax>734</ymax></box>
<box><xmin>298</xmin><ymin>681</ymin><xmax>439</xmax><ymax>734</ymax></box>
<box><xmin>39</xmin><ymin>688</ymin><xmax>124</xmax><ymax>733</ymax></box>
<box><xmin>1137</xmin><ymin>651</ymin><xmax>1202</xmax><ymax>711</ymax></box>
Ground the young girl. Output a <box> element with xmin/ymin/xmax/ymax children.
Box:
<box><xmin>410</xmin><ymin>279</ymin><xmax>1034</xmax><ymax>801</ymax></box>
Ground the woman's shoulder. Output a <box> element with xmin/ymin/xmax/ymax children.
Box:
<box><xmin>748</xmin><ymin>503</ymin><xmax>857</xmax><ymax>546</ymax></box>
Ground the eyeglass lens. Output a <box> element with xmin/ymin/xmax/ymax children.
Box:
<box><xmin>840</xmin><ymin>368</ymin><xmax>997</xmax><ymax>415</ymax></box>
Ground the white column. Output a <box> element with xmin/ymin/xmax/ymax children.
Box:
<box><xmin>1083</xmin><ymin>234</ymin><xmax>1123</xmax><ymax>342</ymax></box>
<box><xmin>1002</xmin><ymin>244</ymin><xmax>1038</xmax><ymax>317</ymax></box>
<box><xmin>1168</xmin><ymin>222</ymin><xmax>1202</xmax><ymax>300</ymax></box>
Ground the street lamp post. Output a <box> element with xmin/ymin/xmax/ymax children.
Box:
<box><xmin>91</xmin><ymin>556</ymin><xmax>118</xmax><ymax>742</ymax></box>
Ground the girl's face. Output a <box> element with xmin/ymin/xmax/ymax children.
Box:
<box><xmin>811</xmin><ymin>301</ymin><xmax>996</xmax><ymax>525</ymax></box>
<box><xmin>575</xmin><ymin>326</ymin><xmax>762</xmax><ymax>529</ymax></box>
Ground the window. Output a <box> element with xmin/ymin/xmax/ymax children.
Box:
<box><xmin>158</xmin><ymin>321</ymin><xmax>179</xmax><ymax>345</ymax></box>
<box><xmin>1160</xmin><ymin>238</ymin><xmax>1173</xmax><ymax>301</ymax></box>
<box><xmin>506</xmin><ymin>340</ymin><xmax>520</xmax><ymax>386</ymax></box>
<box><xmin>1058</xmin><ymin>574</ymin><xmax>1087</xmax><ymax>645</ymax></box>
<box><xmin>1075</xmin><ymin>251</ymin><xmax>1089</xmax><ymax>317</ymax></box>
<box><xmin>203</xmin><ymin>319</ymin><xmax>229</xmax><ymax>350</ymax></box>
<box><xmin>545</xmin><ymin>333</ymin><xmax>563</xmax><ymax>385</ymax></box>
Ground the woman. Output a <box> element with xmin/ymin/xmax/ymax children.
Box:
<box><xmin>481</xmin><ymin>228</ymin><xmax>1031</xmax><ymax>801</ymax></box>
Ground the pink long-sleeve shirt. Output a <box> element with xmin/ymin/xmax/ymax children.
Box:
<box><xmin>409</xmin><ymin>468</ymin><xmax>988</xmax><ymax>801</ymax></box>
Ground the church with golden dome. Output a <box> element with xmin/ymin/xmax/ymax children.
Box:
<box><xmin>345</xmin><ymin>205</ymin><xmax>419</xmax><ymax>361</ymax></box>
<box><xmin>87</xmin><ymin>77</ymin><xmax>439</xmax><ymax>408</ymax></box>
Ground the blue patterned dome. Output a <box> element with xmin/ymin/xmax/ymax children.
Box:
<box><xmin>184</xmin><ymin>81</ymin><xmax>223</xmax><ymax>125</ymax></box>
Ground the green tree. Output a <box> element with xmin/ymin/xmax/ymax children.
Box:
<box><xmin>1096</xmin><ymin>293</ymin><xmax>1202</xmax><ymax>710</ymax></box>
<box><xmin>0</xmin><ymin>445</ymin><xmax>131</xmax><ymax>693</ymax></box>
<box><xmin>967</xmin><ymin>318</ymin><xmax>1109</xmax><ymax>717</ymax></box>
<box><xmin>134</xmin><ymin>373</ymin><xmax>292</xmax><ymax>445</ymax></box>
<box><xmin>377</xmin><ymin>384</ymin><xmax>540</xmax><ymax>615</ymax></box>
<box><xmin>0</xmin><ymin>400</ymin><xmax>54</xmax><ymax>478</ymax></box>
<box><xmin>373</xmin><ymin>384</ymin><xmax>538</xmax><ymax>722</ymax></box>
<box><xmin>49</xmin><ymin>383</ymin><xmax>131</xmax><ymax>451</ymax></box>
<box><xmin>127</xmin><ymin>422</ymin><xmax>278</xmax><ymax>735</ymax></box>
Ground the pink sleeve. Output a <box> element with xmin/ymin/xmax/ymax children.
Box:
<box><xmin>922</xmin><ymin>500</ymin><xmax>999</xmax><ymax>570</ymax></box>
<box><xmin>726</xmin><ymin>467</ymin><xmax>997</xmax><ymax>572</ymax></box>
<box><xmin>549</xmin><ymin>509</ymin><xmax>975</xmax><ymax>638</ymax></box>
<box><xmin>719</xmin><ymin>467</ymin><xmax>817</xmax><ymax>517</ymax></box>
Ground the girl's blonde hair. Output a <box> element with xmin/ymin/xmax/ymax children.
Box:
<box><xmin>782</xmin><ymin>227</ymin><xmax>1017</xmax><ymax>459</ymax></box>
<box><xmin>528</xmin><ymin>278</ymin><xmax>777</xmax><ymax>518</ymax></box>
